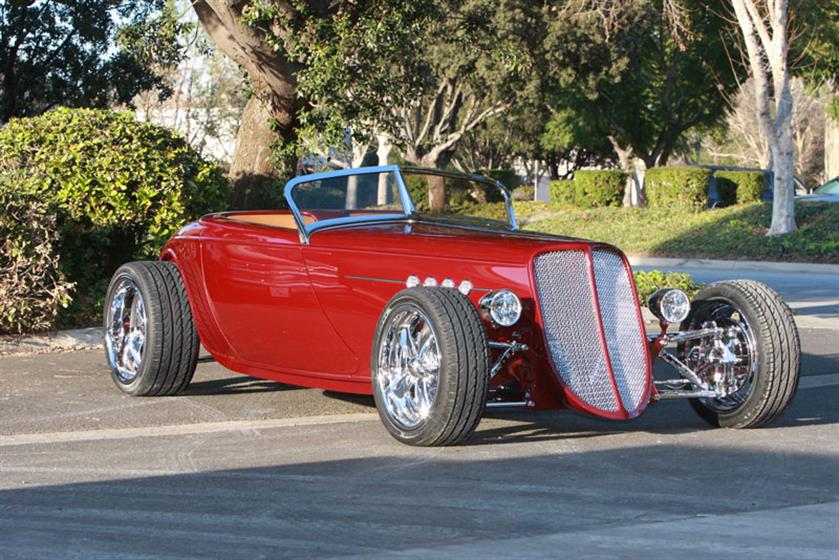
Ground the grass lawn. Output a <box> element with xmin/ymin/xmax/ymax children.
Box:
<box><xmin>478</xmin><ymin>201</ymin><xmax>839</xmax><ymax>264</ymax></box>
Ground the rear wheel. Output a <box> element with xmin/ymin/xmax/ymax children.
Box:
<box><xmin>371</xmin><ymin>288</ymin><xmax>489</xmax><ymax>446</ymax></box>
<box><xmin>680</xmin><ymin>280</ymin><xmax>800</xmax><ymax>428</ymax></box>
<box><xmin>104</xmin><ymin>261</ymin><xmax>199</xmax><ymax>396</ymax></box>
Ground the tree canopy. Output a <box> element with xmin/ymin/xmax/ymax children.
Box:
<box><xmin>545</xmin><ymin>0</ymin><xmax>742</xmax><ymax>169</ymax></box>
<box><xmin>0</xmin><ymin>0</ymin><xmax>185</xmax><ymax>124</ymax></box>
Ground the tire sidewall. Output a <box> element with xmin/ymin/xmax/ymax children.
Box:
<box><xmin>683</xmin><ymin>283</ymin><xmax>774</xmax><ymax>427</ymax></box>
<box><xmin>371</xmin><ymin>288</ymin><xmax>483</xmax><ymax>445</ymax></box>
<box><xmin>104</xmin><ymin>264</ymin><xmax>160</xmax><ymax>396</ymax></box>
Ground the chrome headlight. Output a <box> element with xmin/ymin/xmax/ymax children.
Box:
<box><xmin>648</xmin><ymin>288</ymin><xmax>691</xmax><ymax>324</ymax></box>
<box><xmin>480</xmin><ymin>290</ymin><xmax>522</xmax><ymax>327</ymax></box>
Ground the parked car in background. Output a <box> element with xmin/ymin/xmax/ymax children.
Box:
<box><xmin>103</xmin><ymin>166</ymin><xmax>801</xmax><ymax>446</ymax></box>
<box><xmin>799</xmin><ymin>176</ymin><xmax>839</xmax><ymax>203</ymax></box>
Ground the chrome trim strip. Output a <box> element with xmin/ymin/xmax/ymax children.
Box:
<box><xmin>344</xmin><ymin>275</ymin><xmax>405</xmax><ymax>285</ymax></box>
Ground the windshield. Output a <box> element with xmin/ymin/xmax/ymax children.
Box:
<box><xmin>402</xmin><ymin>170</ymin><xmax>515</xmax><ymax>231</ymax></box>
<box><xmin>287</xmin><ymin>169</ymin><xmax>407</xmax><ymax>231</ymax></box>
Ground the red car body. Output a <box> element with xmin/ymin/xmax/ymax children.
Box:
<box><xmin>161</xmin><ymin>209</ymin><xmax>652</xmax><ymax>422</ymax></box>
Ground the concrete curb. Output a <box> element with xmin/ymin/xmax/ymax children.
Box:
<box><xmin>0</xmin><ymin>327</ymin><xmax>101</xmax><ymax>356</ymax></box>
<box><xmin>628</xmin><ymin>256</ymin><xmax>839</xmax><ymax>275</ymax></box>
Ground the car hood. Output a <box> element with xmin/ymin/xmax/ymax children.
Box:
<box><xmin>307</xmin><ymin>220</ymin><xmax>611</xmax><ymax>264</ymax></box>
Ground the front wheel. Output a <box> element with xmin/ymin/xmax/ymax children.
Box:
<box><xmin>371</xmin><ymin>288</ymin><xmax>489</xmax><ymax>446</ymax></box>
<box><xmin>680</xmin><ymin>280</ymin><xmax>800</xmax><ymax>428</ymax></box>
<box><xmin>104</xmin><ymin>261</ymin><xmax>199</xmax><ymax>396</ymax></box>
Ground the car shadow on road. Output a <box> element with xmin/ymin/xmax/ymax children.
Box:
<box><xmin>471</xmin><ymin>381</ymin><xmax>839</xmax><ymax>445</ymax></box>
<box><xmin>184</xmin><ymin>375</ymin><xmax>303</xmax><ymax>395</ymax></box>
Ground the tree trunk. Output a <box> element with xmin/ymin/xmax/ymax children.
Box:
<box><xmin>731</xmin><ymin>0</ymin><xmax>796</xmax><ymax>235</ymax></box>
<box><xmin>609</xmin><ymin>136</ymin><xmax>640</xmax><ymax>207</ymax></box>
<box><xmin>192</xmin><ymin>1</ymin><xmax>305</xmax><ymax>187</ymax></box>
<box><xmin>826</xmin><ymin>116</ymin><xmax>839</xmax><ymax>181</ymax></box>
<box><xmin>768</xmin><ymin>86</ymin><xmax>796</xmax><ymax>234</ymax></box>
<box><xmin>376</xmin><ymin>134</ymin><xmax>392</xmax><ymax>204</ymax></box>
<box><xmin>344</xmin><ymin>141</ymin><xmax>370</xmax><ymax>209</ymax></box>
<box><xmin>419</xmin><ymin>152</ymin><xmax>453</xmax><ymax>213</ymax></box>
<box><xmin>229</xmin><ymin>97</ymin><xmax>279</xmax><ymax>209</ymax></box>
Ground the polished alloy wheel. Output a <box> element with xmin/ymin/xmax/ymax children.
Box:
<box><xmin>377</xmin><ymin>304</ymin><xmax>441</xmax><ymax>429</ymax></box>
<box><xmin>686</xmin><ymin>298</ymin><xmax>758</xmax><ymax>413</ymax></box>
<box><xmin>105</xmin><ymin>277</ymin><xmax>146</xmax><ymax>383</ymax></box>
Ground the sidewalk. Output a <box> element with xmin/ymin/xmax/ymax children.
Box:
<box><xmin>628</xmin><ymin>256</ymin><xmax>839</xmax><ymax>275</ymax></box>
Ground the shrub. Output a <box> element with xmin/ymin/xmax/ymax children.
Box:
<box><xmin>645</xmin><ymin>167</ymin><xmax>711</xmax><ymax>211</ymax></box>
<box><xmin>481</xmin><ymin>169</ymin><xmax>521</xmax><ymax>191</ymax></box>
<box><xmin>633</xmin><ymin>270</ymin><xmax>703</xmax><ymax>306</ymax></box>
<box><xmin>550</xmin><ymin>180</ymin><xmax>575</xmax><ymax>205</ymax></box>
<box><xmin>0</xmin><ymin>180</ymin><xmax>74</xmax><ymax>334</ymax></box>
<box><xmin>0</xmin><ymin>108</ymin><xmax>230</xmax><ymax>327</ymax></box>
<box><xmin>511</xmin><ymin>184</ymin><xmax>534</xmax><ymax>201</ymax></box>
<box><xmin>715</xmin><ymin>170</ymin><xmax>766</xmax><ymax>205</ymax></box>
<box><xmin>572</xmin><ymin>170</ymin><xmax>625</xmax><ymax>209</ymax></box>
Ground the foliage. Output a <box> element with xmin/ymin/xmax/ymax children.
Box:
<box><xmin>572</xmin><ymin>170</ymin><xmax>626</xmax><ymax>209</ymax></box>
<box><xmin>0</xmin><ymin>108</ymin><xmax>230</xmax><ymax>327</ymax></box>
<box><xmin>405</xmin><ymin>176</ymin><xmax>430</xmax><ymax>212</ymax></box>
<box><xmin>238</xmin><ymin>0</ymin><xmax>437</xmax><ymax>151</ymax></box>
<box><xmin>544</xmin><ymin>0</ymin><xmax>742</xmax><ymax>168</ymax></box>
<box><xmin>511</xmin><ymin>185</ymin><xmax>535</xmax><ymax>201</ymax></box>
<box><xmin>0</xmin><ymin>0</ymin><xmax>185</xmax><ymax>124</ymax></box>
<box><xmin>715</xmin><ymin>171</ymin><xmax>766</xmax><ymax>205</ymax></box>
<box><xmin>135</xmin><ymin>2</ymin><xmax>247</xmax><ymax>163</ymax></box>
<box><xmin>645</xmin><ymin>167</ymin><xmax>711</xmax><ymax>210</ymax></box>
<box><xmin>633</xmin><ymin>270</ymin><xmax>703</xmax><ymax>305</ymax></box>
<box><xmin>481</xmin><ymin>169</ymin><xmax>521</xmax><ymax>191</ymax></box>
<box><xmin>550</xmin><ymin>180</ymin><xmax>576</xmax><ymax>205</ymax></box>
<box><xmin>0</xmin><ymin>180</ymin><xmax>74</xmax><ymax>334</ymax></box>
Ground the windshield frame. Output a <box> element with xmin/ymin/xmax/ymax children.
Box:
<box><xmin>400</xmin><ymin>166</ymin><xmax>518</xmax><ymax>232</ymax></box>
<box><xmin>284</xmin><ymin>165</ymin><xmax>518</xmax><ymax>244</ymax></box>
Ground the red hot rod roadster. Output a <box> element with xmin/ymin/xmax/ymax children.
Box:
<box><xmin>104</xmin><ymin>166</ymin><xmax>800</xmax><ymax>445</ymax></box>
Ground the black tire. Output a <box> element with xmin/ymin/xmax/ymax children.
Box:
<box><xmin>371</xmin><ymin>287</ymin><xmax>489</xmax><ymax>446</ymax></box>
<box><xmin>103</xmin><ymin>261</ymin><xmax>199</xmax><ymax>396</ymax></box>
<box><xmin>681</xmin><ymin>280</ymin><xmax>800</xmax><ymax>428</ymax></box>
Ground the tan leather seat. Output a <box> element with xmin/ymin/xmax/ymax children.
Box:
<box><xmin>224</xmin><ymin>213</ymin><xmax>315</xmax><ymax>230</ymax></box>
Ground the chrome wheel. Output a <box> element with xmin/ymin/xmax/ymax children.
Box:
<box><xmin>684</xmin><ymin>298</ymin><xmax>758</xmax><ymax>413</ymax></box>
<box><xmin>105</xmin><ymin>277</ymin><xmax>146</xmax><ymax>383</ymax></box>
<box><xmin>377</xmin><ymin>304</ymin><xmax>441</xmax><ymax>430</ymax></box>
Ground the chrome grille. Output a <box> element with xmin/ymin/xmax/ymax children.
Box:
<box><xmin>533</xmin><ymin>248</ymin><xmax>649</xmax><ymax>415</ymax></box>
<box><xmin>592</xmin><ymin>250</ymin><xmax>649</xmax><ymax>413</ymax></box>
<box><xmin>533</xmin><ymin>251</ymin><xmax>619</xmax><ymax>412</ymax></box>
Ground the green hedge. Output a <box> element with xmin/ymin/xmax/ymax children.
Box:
<box><xmin>645</xmin><ymin>167</ymin><xmax>711</xmax><ymax>211</ymax></box>
<box><xmin>572</xmin><ymin>170</ymin><xmax>625</xmax><ymax>209</ymax></box>
<box><xmin>715</xmin><ymin>170</ymin><xmax>765</xmax><ymax>205</ymax></box>
<box><xmin>0</xmin><ymin>107</ymin><xmax>230</xmax><ymax>327</ymax></box>
<box><xmin>550</xmin><ymin>179</ymin><xmax>575</xmax><ymax>205</ymax></box>
<box><xmin>550</xmin><ymin>171</ymin><xmax>625</xmax><ymax>208</ymax></box>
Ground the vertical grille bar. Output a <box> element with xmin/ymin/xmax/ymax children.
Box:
<box><xmin>533</xmin><ymin>248</ymin><xmax>650</xmax><ymax>416</ymax></box>
<box><xmin>592</xmin><ymin>250</ymin><xmax>650</xmax><ymax>414</ymax></box>
<box><xmin>533</xmin><ymin>251</ymin><xmax>620</xmax><ymax>413</ymax></box>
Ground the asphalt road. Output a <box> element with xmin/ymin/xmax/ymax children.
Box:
<box><xmin>0</xmin><ymin>267</ymin><xmax>837</xmax><ymax>559</ymax></box>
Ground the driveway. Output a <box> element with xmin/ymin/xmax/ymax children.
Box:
<box><xmin>1</xmin><ymin>265</ymin><xmax>837</xmax><ymax>559</ymax></box>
